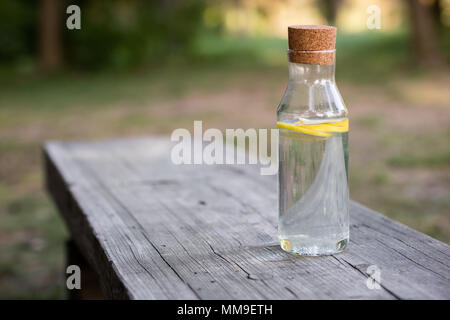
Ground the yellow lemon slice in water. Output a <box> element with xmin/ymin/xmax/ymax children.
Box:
<box><xmin>277</xmin><ymin>119</ymin><xmax>348</xmax><ymax>137</ymax></box>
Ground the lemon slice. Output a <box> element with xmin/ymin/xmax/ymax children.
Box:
<box><xmin>277</xmin><ymin>119</ymin><xmax>348</xmax><ymax>137</ymax></box>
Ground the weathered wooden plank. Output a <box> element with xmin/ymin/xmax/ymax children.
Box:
<box><xmin>44</xmin><ymin>138</ymin><xmax>450</xmax><ymax>299</ymax></box>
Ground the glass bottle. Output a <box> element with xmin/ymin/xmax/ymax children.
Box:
<box><xmin>277</xmin><ymin>25</ymin><xmax>349</xmax><ymax>256</ymax></box>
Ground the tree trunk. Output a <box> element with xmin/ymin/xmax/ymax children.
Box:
<box><xmin>406</xmin><ymin>0</ymin><xmax>444</xmax><ymax>66</ymax></box>
<box><xmin>431</xmin><ymin>0</ymin><xmax>443</xmax><ymax>33</ymax></box>
<box><xmin>319</xmin><ymin>0</ymin><xmax>342</xmax><ymax>26</ymax></box>
<box><xmin>38</xmin><ymin>0</ymin><xmax>63</xmax><ymax>72</ymax></box>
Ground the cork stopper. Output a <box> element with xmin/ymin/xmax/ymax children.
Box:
<box><xmin>288</xmin><ymin>25</ymin><xmax>337</xmax><ymax>65</ymax></box>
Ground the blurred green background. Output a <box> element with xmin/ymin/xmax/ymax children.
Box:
<box><xmin>0</xmin><ymin>0</ymin><xmax>449</xmax><ymax>299</ymax></box>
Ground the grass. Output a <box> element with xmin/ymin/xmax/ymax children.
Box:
<box><xmin>386</xmin><ymin>128</ymin><xmax>450</xmax><ymax>168</ymax></box>
<box><xmin>192</xmin><ymin>31</ymin><xmax>424</xmax><ymax>83</ymax></box>
<box><xmin>336</xmin><ymin>32</ymin><xmax>411</xmax><ymax>83</ymax></box>
<box><xmin>389</xmin><ymin>151</ymin><xmax>450</xmax><ymax>168</ymax></box>
<box><xmin>0</xmin><ymin>191</ymin><xmax>68</xmax><ymax>299</ymax></box>
<box><xmin>0</xmin><ymin>31</ymin><xmax>449</xmax><ymax>299</ymax></box>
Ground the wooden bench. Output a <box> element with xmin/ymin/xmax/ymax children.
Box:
<box><xmin>44</xmin><ymin>138</ymin><xmax>450</xmax><ymax>299</ymax></box>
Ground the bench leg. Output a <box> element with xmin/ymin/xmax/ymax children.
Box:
<box><xmin>65</xmin><ymin>239</ymin><xmax>104</xmax><ymax>300</ymax></box>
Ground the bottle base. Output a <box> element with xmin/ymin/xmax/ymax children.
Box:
<box><xmin>279</xmin><ymin>237</ymin><xmax>348</xmax><ymax>256</ymax></box>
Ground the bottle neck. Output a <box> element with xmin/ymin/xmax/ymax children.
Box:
<box><xmin>279</xmin><ymin>58</ymin><xmax>347</xmax><ymax>120</ymax></box>
<box><xmin>288</xmin><ymin>62</ymin><xmax>335</xmax><ymax>83</ymax></box>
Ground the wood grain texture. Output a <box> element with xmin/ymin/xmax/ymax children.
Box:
<box><xmin>44</xmin><ymin>137</ymin><xmax>450</xmax><ymax>300</ymax></box>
